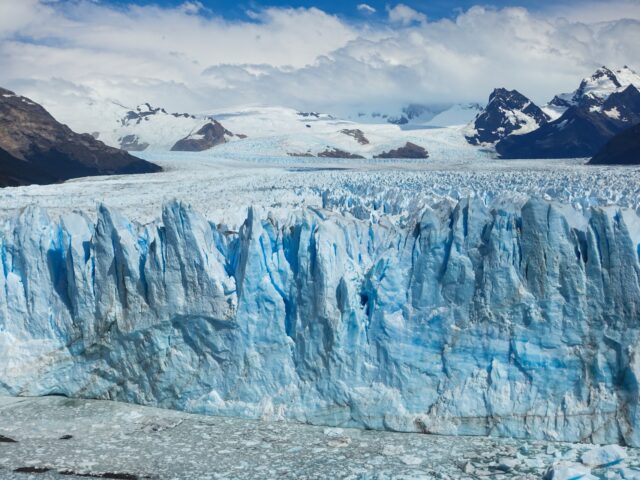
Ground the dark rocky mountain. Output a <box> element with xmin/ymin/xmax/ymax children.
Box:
<box><xmin>171</xmin><ymin>120</ymin><xmax>233</xmax><ymax>152</ymax></box>
<box><xmin>465</xmin><ymin>88</ymin><xmax>550</xmax><ymax>145</ymax></box>
<box><xmin>589</xmin><ymin>123</ymin><xmax>640</xmax><ymax>165</ymax></box>
<box><xmin>374</xmin><ymin>142</ymin><xmax>429</xmax><ymax>159</ymax></box>
<box><xmin>0</xmin><ymin>87</ymin><xmax>161</xmax><ymax>188</ymax></box>
<box><xmin>496</xmin><ymin>85</ymin><xmax>640</xmax><ymax>159</ymax></box>
<box><xmin>601</xmin><ymin>84</ymin><xmax>640</xmax><ymax>123</ymax></box>
<box><xmin>496</xmin><ymin>107</ymin><xmax>622</xmax><ymax>159</ymax></box>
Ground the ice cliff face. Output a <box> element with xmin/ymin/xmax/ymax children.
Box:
<box><xmin>2</xmin><ymin>198</ymin><xmax>640</xmax><ymax>446</ymax></box>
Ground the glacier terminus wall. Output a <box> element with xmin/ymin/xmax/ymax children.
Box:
<box><xmin>2</xmin><ymin>197</ymin><xmax>640</xmax><ymax>446</ymax></box>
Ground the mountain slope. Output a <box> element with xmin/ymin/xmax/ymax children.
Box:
<box><xmin>465</xmin><ymin>88</ymin><xmax>549</xmax><ymax>145</ymax></box>
<box><xmin>171</xmin><ymin>120</ymin><xmax>235</xmax><ymax>152</ymax></box>
<box><xmin>0</xmin><ymin>88</ymin><xmax>161</xmax><ymax>187</ymax></box>
<box><xmin>589</xmin><ymin>123</ymin><xmax>640</xmax><ymax>165</ymax></box>
<box><xmin>496</xmin><ymin>85</ymin><xmax>640</xmax><ymax>159</ymax></box>
<box><xmin>601</xmin><ymin>84</ymin><xmax>640</xmax><ymax>123</ymax></box>
<box><xmin>546</xmin><ymin>66</ymin><xmax>640</xmax><ymax>118</ymax></box>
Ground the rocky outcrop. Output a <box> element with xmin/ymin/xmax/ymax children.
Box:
<box><xmin>170</xmin><ymin>120</ymin><xmax>233</xmax><ymax>152</ymax></box>
<box><xmin>375</xmin><ymin>142</ymin><xmax>429</xmax><ymax>159</ymax></box>
<box><xmin>287</xmin><ymin>152</ymin><xmax>315</xmax><ymax>157</ymax></box>
<box><xmin>589</xmin><ymin>123</ymin><xmax>640</xmax><ymax>165</ymax></box>
<box><xmin>120</xmin><ymin>103</ymin><xmax>195</xmax><ymax>127</ymax></box>
<box><xmin>119</xmin><ymin>134</ymin><xmax>149</xmax><ymax>152</ymax></box>
<box><xmin>317</xmin><ymin>148</ymin><xmax>365</xmax><ymax>159</ymax></box>
<box><xmin>340</xmin><ymin>129</ymin><xmax>370</xmax><ymax>145</ymax></box>
<box><xmin>0</xmin><ymin>88</ymin><xmax>161</xmax><ymax>188</ymax></box>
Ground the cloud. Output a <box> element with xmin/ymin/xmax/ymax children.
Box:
<box><xmin>387</xmin><ymin>4</ymin><xmax>427</xmax><ymax>25</ymax></box>
<box><xmin>1</xmin><ymin>0</ymin><xmax>640</xmax><ymax>132</ymax></box>
<box><xmin>546</xmin><ymin>0</ymin><xmax>640</xmax><ymax>23</ymax></box>
<box><xmin>178</xmin><ymin>2</ymin><xmax>206</xmax><ymax>15</ymax></box>
<box><xmin>357</xmin><ymin>4</ymin><xmax>377</xmax><ymax>14</ymax></box>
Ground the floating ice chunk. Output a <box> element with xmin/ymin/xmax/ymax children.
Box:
<box><xmin>323</xmin><ymin>428</ymin><xmax>345</xmax><ymax>438</ymax></box>
<box><xmin>581</xmin><ymin>445</ymin><xmax>627</xmax><ymax>468</ymax></box>
<box><xmin>399</xmin><ymin>455</ymin><xmax>423</xmax><ymax>466</ymax></box>
<box><xmin>544</xmin><ymin>461</ymin><xmax>594</xmax><ymax>480</ymax></box>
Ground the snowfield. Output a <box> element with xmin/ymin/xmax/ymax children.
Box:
<box><xmin>3</xmin><ymin>148</ymin><xmax>640</xmax><ymax>448</ymax></box>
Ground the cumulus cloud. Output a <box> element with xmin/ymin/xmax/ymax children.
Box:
<box><xmin>1</xmin><ymin>0</ymin><xmax>640</xmax><ymax>131</ymax></box>
<box><xmin>387</xmin><ymin>4</ymin><xmax>427</xmax><ymax>25</ymax></box>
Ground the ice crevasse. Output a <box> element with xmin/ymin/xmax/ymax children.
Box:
<box><xmin>2</xmin><ymin>197</ymin><xmax>640</xmax><ymax>446</ymax></box>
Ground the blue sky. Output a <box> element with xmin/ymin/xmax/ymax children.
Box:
<box><xmin>97</xmin><ymin>0</ymin><xmax>554</xmax><ymax>21</ymax></box>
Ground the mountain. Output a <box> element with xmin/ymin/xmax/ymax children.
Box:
<box><xmin>546</xmin><ymin>66</ymin><xmax>640</xmax><ymax>118</ymax></box>
<box><xmin>111</xmin><ymin>103</ymin><xmax>206</xmax><ymax>152</ymax></box>
<box><xmin>171</xmin><ymin>120</ymin><xmax>235</xmax><ymax>152</ymax></box>
<box><xmin>350</xmin><ymin>103</ymin><xmax>484</xmax><ymax>128</ymax></box>
<box><xmin>387</xmin><ymin>103</ymin><xmax>442</xmax><ymax>125</ymax></box>
<box><xmin>24</xmin><ymin>94</ymin><xmax>477</xmax><ymax>160</ymax></box>
<box><xmin>0</xmin><ymin>88</ymin><xmax>161</xmax><ymax>188</ymax></box>
<box><xmin>495</xmin><ymin>106</ymin><xmax>623</xmax><ymax>159</ymax></box>
<box><xmin>374</xmin><ymin>142</ymin><xmax>429</xmax><ymax>159</ymax></box>
<box><xmin>589</xmin><ymin>123</ymin><xmax>640</xmax><ymax>165</ymax></box>
<box><xmin>601</xmin><ymin>84</ymin><xmax>640</xmax><ymax>123</ymax></box>
<box><xmin>465</xmin><ymin>88</ymin><xmax>550</xmax><ymax>145</ymax></box>
<box><xmin>349</xmin><ymin>103</ymin><xmax>446</xmax><ymax>125</ymax></box>
<box><xmin>120</xmin><ymin>102</ymin><xmax>196</xmax><ymax>125</ymax></box>
<box><xmin>424</xmin><ymin>103</ymin><xmax>483</xmax><ymax>127</ymax></box>
<box><xmin>496</xmin><ymin>85</ymin><xmax>640</xmax><ymax>159</ymax></box>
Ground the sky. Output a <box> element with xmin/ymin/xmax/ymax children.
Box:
<box><xmin>1</xmin><ymin>0</ymin><xmax>640</xmax><ymax>127</ymax></box>
<box><xmin>97</xmin><ymin>0</ymin><xmax>548</xmax><ymax>22</ymax></box>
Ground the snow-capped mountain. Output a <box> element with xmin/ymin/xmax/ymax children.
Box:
<box><xmin>424</xmin><ymin>102</ymin><xmax>483</xmax><ymax>127</ymax></box>
<box><xmin>23</xmin><ymin>89</ymin><xmax>480</xmax><ymax>159</ymax></box>
<box><xmin>349</xmin><ymin>102</ymin><xmax>482</xmax><ymax>127</ymax></box>
<box><xmin>348</xmin><ymin>103</ymin><xmax>446</xmax><ymax>125</ymax></box>
<box><xmin>497</xmin><ymin>83</ymin><xmax>640</xmax><ymax>159</ymax></box>
<box><xmin>465</xmin><ymin>88</ymin><xmax>550</xmax><ymax>145</ymax></box>
<box><xmin>601</xmin><ymin>84</ymin><xmax>640</xmax><ymax>123</ymax></box>
<box><xmin>461</xmin><ymin>66</ymin><xmax>640</xmax><ymax>160</ymax></box>
<box><xmin>94</xmin><ymin>104</ymin><xmax>443</xmax><ymax>159</ymax></box>
<box><xmin>104</xmin><ymin>103</ymin><xmax>213</xmax><ymax>152</ymax></box>
<box><xmin>200</xmin><ymin>106</ymin><xmax>445</xmax><ymax>159</ymax></box>
<box><xmin>545</xmin><ymin>66</ymin><xmax>640</xmax><ymax>118</ymax></box>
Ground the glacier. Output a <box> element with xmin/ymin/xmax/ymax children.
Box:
<box><xmin>2</xmin><ymin>194</ymin><xmax>640</xmax><ymax>446</ymax></box>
